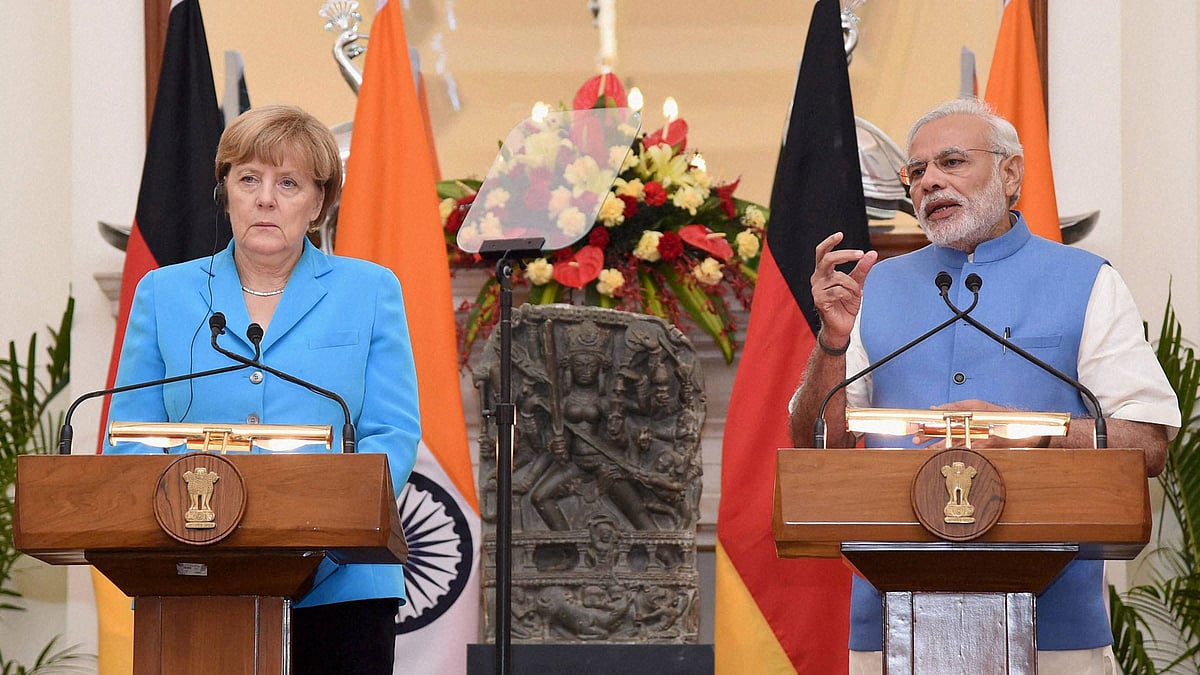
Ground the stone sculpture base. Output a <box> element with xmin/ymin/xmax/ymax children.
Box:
<box><xmin>467</xmin><ymin>643</ymin><xmax>713</xmax><ymax>675</ymax></box>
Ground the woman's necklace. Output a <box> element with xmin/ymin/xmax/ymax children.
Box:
<box><xmin>241</xmin><ymin>285</ymin><xmax>286</xmax><ymax>297</ymax></box>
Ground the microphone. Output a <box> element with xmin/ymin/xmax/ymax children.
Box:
<box><xmin>209</xmin><ymin>312</ymin><xmax>357</xmax><ymax>453</ymax></box>
<box><xmin>813</xmin><ymin>272</ymin><xmax>981</xmax><ymax>447</ymax></box>
<box><xmin>57</xmin><ymin>343</ymin><xmax>252</xmax><ymax>456</ymax></box>
<box><xmin>939</xmin><ymin>276</ymin><xmax>1108</xmax><ymax>448</ymax></box>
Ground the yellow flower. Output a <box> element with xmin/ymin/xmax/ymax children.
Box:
<box><xmin>598</xmin><ymin>194</ymin><xmax>626</xmax><ymax>227</ymax></box>
<box><xmin>692</xmin><ymin>257</ymin><xmax>724</xmax><ymax>285</ymax></box>
<box><xmin>557</xmin><ymin>207</ymin><xmax>588</xmax><ymax>238</ymax></box>
<box><xmin>671</xmin><ymin>185</ymin><xmax>707</xmax><ymax>216</ymax></box>
<box><xmin>741</xmin><ymin>204</ymin><xmax>767</xmax><ymax>229</ymax></box>
<box><xmin>525</xmin><ymin>258</ymin><xmax>554</xmax><ymax>285</ymax></box>
<box><xmin>613</xmin><ymin>177</ymin><xmax>644</xmax><ymax>199</ymax></box>
<box><xmin>736</xmin><ymin>229</ymin><xmax>761</xmax><ymax>261</ymax></box>
<box><xmin>596</xmin><ymin>268</ymin><xmax>625</xmax><ymax>297</ymax></box>
<box><xmin>438</xmin><ymin>197</ymin><xmax>457</xmax><ymax>222</ymax></box>
<box><xmin>634</xmin><ymin>230</ymin><xmax>663</xmax><ymax>262</ymax></box>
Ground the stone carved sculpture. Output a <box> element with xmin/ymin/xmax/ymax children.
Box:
<box><xmin>477</xmin><ymin>305</ymin><xmax>704</xmax><ymax>643</ymax></box>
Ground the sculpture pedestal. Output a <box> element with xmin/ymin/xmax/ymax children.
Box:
<box><xmin>466</xmin><ymin>644</ymin><xmax>713</xmax><ymax>675</ymax></box>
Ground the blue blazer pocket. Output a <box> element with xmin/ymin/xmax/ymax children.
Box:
<box><xmin>1011</xmin><ymin>334</ymin><xmax>1061</xmax><ymax>350</ymax></box>
<box><xmin>309</xmin><ymin>330</ymin><xmax>360</xmax><ymax>349</ymax></box>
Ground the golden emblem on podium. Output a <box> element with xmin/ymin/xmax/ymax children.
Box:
<box><xmin>941</xmin><ymin>461</ymin><xmax>977</xmax><ymax>524</ymax></box>
<box><xmin>183</xmin><ymin>466</ymin><xmax>220</xmax><ymax>529</ymax></box>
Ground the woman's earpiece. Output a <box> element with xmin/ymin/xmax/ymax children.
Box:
<box><xmin>213</xmin><ymin>181</ymin><xmax>226</xmax><ymax>208</ymax></box>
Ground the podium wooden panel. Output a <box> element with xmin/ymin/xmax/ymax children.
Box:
<box><xmin>15</xmin><ymin>453</ymin><xmax>407</xmax><ymax>674</ymax></box>
<box><xmin>773</xmin><ymin>447</ymin><xmax>1151</xmax><ymax>674</ymax></box>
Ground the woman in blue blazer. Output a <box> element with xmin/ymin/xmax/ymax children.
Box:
<box><xmin>106</xmin><ymin>105</ymin><xmax>420</xmax><ymax>674</ymax></box>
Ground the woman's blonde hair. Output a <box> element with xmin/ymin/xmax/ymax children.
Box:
<box><xmin>215</xmin><ymin>105</ymin><xmax>342</xmax><ymax>227</ymax></box>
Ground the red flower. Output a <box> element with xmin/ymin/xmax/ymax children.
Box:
<box><xmin>553</xmin><ymin>246</ymin><xmax>604</xmax><ymax>288</ymax></box>
<box><xmin>619</xmin><ymin>194</ymin><xmax>639</xmax><ymax>218</ymax></box>
<box><xmin>679</xmin><ymin>224</ymin><xmax>734</xmax><ymax>261</ymax></box>
<box><xmin>553</xmin><ymin>248</ymin><xmax>575</xmax><ymax>263</ymax></box>
<box><xmin>642</xmin><ymin>119</ymin><xmax>689</xmax><ymax>152</ymax></box>
<box><xmin>444</xmin><ymin>196</ymin><xmax>474</xmax><ymax>234</ymax></box>
<box><xmin>714</xmin><ymin>178</ymin><xmax>741</xmax><ymax>219</ymax></box>
<box><xmin>658</xmin><ymin>231</ymin><xmax>684</xmax><ymax>262</ymax></box>
<box><xmin>572</xmin><ymin>73</ymin><xmax>628</xmax><ymax>110</ymax></box>
<box><xmin>643</xmin><ymin>182</ymin><xmax>668</xmax><ymax>207</ymax></box>
<box><xmin>588</xmin><ymin>227</ymin><xmax>610</xmax><ymax>249</ymax></box>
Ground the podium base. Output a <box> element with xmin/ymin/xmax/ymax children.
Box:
<box><xmin>467</xmin><ymin>644</ymin><xmax>713</xmax><ymax>675</ymax></box>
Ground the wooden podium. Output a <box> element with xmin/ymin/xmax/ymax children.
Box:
<box><xmin>14</xmin><ymin>453</ymin><xmax>407</xmax><ymax>674</ymax></box>
<box><xmin>774</xmin><ymin>447</ymin><xmax>1151</xmax><ymax>674</ymax></box>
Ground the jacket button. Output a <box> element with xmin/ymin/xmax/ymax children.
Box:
<box><xmin>250</xmin><ymin>371</ymin><xmax>264</xmax><ymax>384</ymax></box>
<box><xmin>953</xmin><ymin>372</ymin><xmax>966</xmax><ymax>384</ymax></box>
<box><xmin>246</xmin><ymin>414</ymin><xmax>260</xmax><ymax>424</ymax></box>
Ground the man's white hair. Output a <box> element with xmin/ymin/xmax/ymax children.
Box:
<box><xmin>906</xmin><ymin>97</ymin><xmax>1024</xmax><ymax>205</ymax></box>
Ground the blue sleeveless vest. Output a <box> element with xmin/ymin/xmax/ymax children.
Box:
<box><xmin>848</xmin><ymin>215</ymin><xmax>1112</xmax><ymax>651</ymax></box>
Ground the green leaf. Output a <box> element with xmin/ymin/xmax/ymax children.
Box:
<box><xmin>663</xmin><ymin>266</ymin><xmax>733</xmax><ymax>363</ymax></box>
<box><xmin>637</xmin><ymin>269</ymin><xmax>667</xmax><ymax>319</ymax></box>
<box><xmin>527</xmin><ymin>282</ymin><xmax>561</xmax><ymax>305</ymax></box>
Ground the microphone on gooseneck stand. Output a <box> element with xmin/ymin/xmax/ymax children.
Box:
<box><xmin>208</xmin><ymin>312</ymin><xmax>357</xmax><ymax>453</ymax></box>
<box><xmin>938</xmin><ymin>275</ymin><xmax>1108</xmax><ymax>449</ymax></box>
<box><xmin>56</xmin><ymin>325</ymin><xmax>253</xmax><ymax>455</ymax></box>
<box><xmin>813</xmin><ymin>271</ymin><xmax>982</xmax><ymax>448</ymax></box>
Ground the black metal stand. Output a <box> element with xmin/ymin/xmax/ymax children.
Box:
<box><xmin>477</xmin><ymin>237</ymin><xmax>543</xmax><ymax>675</ymax></box>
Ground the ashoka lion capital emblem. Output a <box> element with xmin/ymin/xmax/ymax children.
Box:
<box><xmin>183</xmin><ymin>466</ymin><xmax>220</xmax><ymax>529</ymax></box>
<box><xmin>941</xmin><ymin>460</ymin><xmax>977</xmax><ymax>524</ymax></box>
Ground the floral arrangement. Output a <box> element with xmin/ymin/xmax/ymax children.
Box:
<box><xmin>440</xmin><ymin>74</ymin><xmax>769</xmax><ymax>364</ymax></box>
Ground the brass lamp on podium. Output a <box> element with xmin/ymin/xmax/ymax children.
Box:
<box><xmin>108</xmin><ymin>421</ymin><xmax>332</xmax><ymax>453</ymax></box>
<box><xmin>844</xmin><ymin>406</ymin><xmax>1072</xmax><ymax>449</ymax></box>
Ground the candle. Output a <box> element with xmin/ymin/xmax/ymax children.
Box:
<box><xmin>662</xmin><ymin>96</ymin><xmax>679</xmax><ymax>141</ymax></box>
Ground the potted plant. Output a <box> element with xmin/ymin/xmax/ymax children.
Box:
<box><xmin>1110</xmin><ymin>292</ymin><xmax>1200</xmax><ymax>674</ymax></box>
<box><xmin>0</xmin><ymin>298</ymin><xmax>91</xmax><ymax>673</ymax></box>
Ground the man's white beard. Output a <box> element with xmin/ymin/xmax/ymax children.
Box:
<box><xmin>917</xmin><ymin>176</ymin><xmax>1009</xmax><ymax>252</ymax></box>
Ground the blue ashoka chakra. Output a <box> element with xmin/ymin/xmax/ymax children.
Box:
<box><xmin>394</xmin><ymin>470</ymin><xmax>474</xmax><ymax>634</ymax></box>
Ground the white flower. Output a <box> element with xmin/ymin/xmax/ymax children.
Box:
<box><xmin>692</xmin><ymin>257</ymin><xmax>724</xmax><ymax>285</ymax></box>
<box><xmin>564</xmin><ymin>155</ymin><xmax>601</xmax><ymax>189</ymax></box>
<box><xmin>596</xmin><ymin>268</ymin><xmax>625</xmax><ymax>297</ymax></box>
<box><xmin>687</xmin><ymin>166</ymin><xmax>712</xmax><ymax>190</ymax></box>
<box><xmin>613</xmin><ymin>177</ymin><xmax>644</xmax><ymax>199</ymax></box>
<box><xmin>634</xmin><ymin>230</ymin><xmax>663</xmax><ymax>262</ymax></box>
<box><xmin>480</xmin><ymin>211</ymin><xmax>504</xmax><ymax>239</ymax></box>
<box><xmin>525</xmin><ymin>258</ymin><xmax>554</xmax><ymax>285</ymax></box>
<box><xmin>457</xmin><ymin>224</ymin><xmax>482</xmax><ymax>251</ymax></box>
<box><xmin>556</xmin><ymin>207</ymin><xmax>587</xmax><ymax>238</ymax></box>
<box><xmin>484</xmin><ymin>188</ymin><xmax>510</xmax><ymax>210</ymax></box>
<box><xmin>735</xmin><ymin>229</ymin><xmax>761</xmax><ymax>261</ymax></box>
<box><xmin>598</xmin><ymin>194</ymin><xmax>626</xmax><ymax>227</ymax></box>
<box><xmin>671</xmin><ymin>185</ymin><xmax>706</xmax><ymax>216</ymax></box>
<box><xmin>521</xmin><ymin>129</ymin><xmax>567</xmax><ymax>169</ymax></box>
<box><xmin>741</xmin><ymin>204</ymin><xmax>766</xmax><ymax>229</ymax></box>
<box><xmin>548</xmin><ymin>186</ymin><xmax>573</xmax><ymax>215</ymax></box>
<box><xmin>610</xmin><ymin>145</ymin><xmax>637</xmax><ymax>173</ymax></box>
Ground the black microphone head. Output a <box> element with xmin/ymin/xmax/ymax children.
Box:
<box><xmin>246</xmin><ymin>323</ymin><xmax>264</xmax><ymax>345</ymax></box>
<box><xmin>209</xmin><ymin>312</ymin><xmax>227</xmax><ymax>335</ymax></box>
<box><xmin>965</xmin><ymin>273</ymin><xmax>983</xmax><ymax>293</ymax></box>
<box><xmin>935</xmin><ymin>271</ymin><xmax>953</xmax><ymax>292</ymax></box>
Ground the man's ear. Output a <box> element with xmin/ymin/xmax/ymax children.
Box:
<box><xmin>1000</xmin><ymin>154</ymin><xmax>1024</xmax><ymax>201</ymax></box>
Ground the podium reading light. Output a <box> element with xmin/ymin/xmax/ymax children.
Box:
<box><xmin>108</xmin><ymin>421</ymin><xmax>332</xmax><ymax>453</ymax></box>
<box><xmin>845</xmin><ymin>407</ymin><xmax>1071</xmax><ymax>449</ymax></box>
